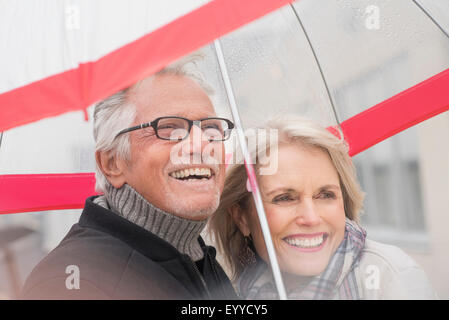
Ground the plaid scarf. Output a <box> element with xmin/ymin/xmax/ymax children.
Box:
<box><xmin>238</xmin><ymin>218</ymin><xmax>367</xmax><ymax>300</ymax></box>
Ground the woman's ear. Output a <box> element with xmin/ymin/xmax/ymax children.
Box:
<box><xmin>229</xmin><ymin>204</ymin><xmax>251</xmax><ymax>237</ymax></box>
<box><xmin>95</xmin><ymin>151</ymin><xmax>127</xmax><ymax>189</ymax></box>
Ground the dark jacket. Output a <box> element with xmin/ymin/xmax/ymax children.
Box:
<box><xmin>21</xmin><ymin>196</ymin><xmax>238</xmax><ymax>300</ymax></box>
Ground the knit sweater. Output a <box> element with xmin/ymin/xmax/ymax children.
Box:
<box><xmin>94</xmin><ymin>182</ymin><xmax>206</xmax><ymax>261</ymax></box>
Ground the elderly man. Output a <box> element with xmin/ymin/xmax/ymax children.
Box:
<box><xmin>21</xmin><ymin>57</ymin><xmax>238</xmax><ymax>299</ymax></box>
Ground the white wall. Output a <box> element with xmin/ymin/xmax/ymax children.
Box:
<box><xmin>409</xmin><ymin>111</ymin><xmax>449</xmax><ymax>299</ymax></box>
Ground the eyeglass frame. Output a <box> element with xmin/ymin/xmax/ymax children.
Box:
<box><xmin>114</xmin><ymin>116</ymin><xmax>235</xmax><ymax>141</ymax></box>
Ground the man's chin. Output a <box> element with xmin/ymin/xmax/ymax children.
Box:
<box><xmin>163</xmin><ymin>191</ymin><xmax>221</xmax><ymax>220</ymax></box>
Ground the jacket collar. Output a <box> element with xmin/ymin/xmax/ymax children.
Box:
<box><xmin>80</xmin><ymin>196</ymin><xmax>211</xmax><ymax>262</ymax></box>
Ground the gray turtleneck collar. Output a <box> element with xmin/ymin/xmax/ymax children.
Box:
<box><xmin>93</xmin><ymin>182</ymin><xmax>206</xmax><ymax>261</ymax></box>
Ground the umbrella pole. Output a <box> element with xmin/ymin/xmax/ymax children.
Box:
<box><xmin>412</xmin><ymin>0</ymin><xmax>449</xmax><ymax>39</ymax></box>
<box><xmin>213</xmin><ymin>40</ymin><xmax>287</xmax><ymax>300</ymax></box>
<box><xmin>289</xmin><ymin>3</ymin><xmax>341</xmax><ymax>125</ymax></box>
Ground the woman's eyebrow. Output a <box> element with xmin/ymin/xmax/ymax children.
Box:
<box><xmin>265</xmin><ymin>185</ymin><xmax>340</xmax><ymax>196</ymax></box>
<box><xmin>266</xmin><ymin>188</ymin><xmax>296</xmax><ymax>196</ymax></box>
<box><xmin>318</xmin><ymin>184</ymin><xmax>341</xmax><ymax>191</ymax></box>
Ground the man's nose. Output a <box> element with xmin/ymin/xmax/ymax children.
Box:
<box><xmin>189</xmin><ymin>124</ymin><xmax>205</xmax><ymax>154</ymax></box>
<box><xmin>294</xmin><ymin>198</ymin><xmax>321</xmax><ymax>227</ymax></box>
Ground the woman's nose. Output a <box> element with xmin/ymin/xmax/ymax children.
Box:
<box><xmin>295</xmin><ymin>199</ymin><xmax>321</xmax><ymax>226</ymax></box>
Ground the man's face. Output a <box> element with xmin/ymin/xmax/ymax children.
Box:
<box><xmin>117</xmin><ymin>74</ymin><xmax>226</xmax><ymax>220</ymax></box>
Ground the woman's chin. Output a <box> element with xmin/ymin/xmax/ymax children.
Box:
<box><xmin>280</xmin><ymin>247</ymin><xmax>331</xmax><ymax>276</ymax></box>
<box><xmin>284</xmin><ymin>260</ymin><xmax>328</xmax><ymax>277</ymax></box>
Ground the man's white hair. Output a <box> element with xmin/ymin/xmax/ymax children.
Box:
<box><xmin>93</xmin><ymin>52</ymin><xmax>213</xmax><ymax>194</ymax></box>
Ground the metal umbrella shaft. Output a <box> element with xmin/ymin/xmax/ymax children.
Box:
<box><xmin>413</xmin><ymin>0</ymin><xmax>449</xmax><ymax>39</ymax></box>
<box><xmin>213</xmin><ymin>39</ymin><xmax>287</xmax><ymax>300</ymax></box>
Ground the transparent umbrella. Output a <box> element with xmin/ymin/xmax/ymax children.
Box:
<box><xmin>1</xmin><ymin>0</ymin><xmax>449</xmax><ymax>300</ymax></box>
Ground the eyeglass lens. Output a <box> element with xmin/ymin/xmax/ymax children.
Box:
<box><xmin>156</xmin><ymin>118</ymin><xmax>230</xmax><ymax>141</ymax></box>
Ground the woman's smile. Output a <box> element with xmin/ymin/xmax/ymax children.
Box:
<box><xmin>283</xmin><ymin>232</ymin><xmax>329</xmax><ymax>253</ymax></box>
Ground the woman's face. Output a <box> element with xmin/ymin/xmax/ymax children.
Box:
<box><xmin>239</xmin><ymin>143</ymin><xmax>346</xmax><ymax>276</ymax></box>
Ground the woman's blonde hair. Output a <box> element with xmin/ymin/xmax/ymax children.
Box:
<box><xmin>207</xmin><ymin>116</ymin><xmax>365</xmax><ymax>280</ymax></box>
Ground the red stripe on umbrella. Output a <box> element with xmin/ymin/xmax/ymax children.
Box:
<box><xmin>0</xmin><ymin>173</ymin><xmax>96</xmax><ymax>214</ymax></box>
<box><xmin>342</xmin><ymin>67</ymin><xmax>449</xmax><ymax>156</ymax></box>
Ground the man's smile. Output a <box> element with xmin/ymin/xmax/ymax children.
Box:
<box><xmin>167</xmin><ymin>165</ymin><xmax>219</xmax><ymax>192</ymax></box>
<box><xmin>169</xmin><ymin>166</ymin><xmax>213</xmax><ymax>180</ymax></box>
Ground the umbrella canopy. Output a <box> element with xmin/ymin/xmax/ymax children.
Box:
<box><xmin>1</xmin><ymin>0</ymin><xmax>448</xmax><ymax>212</ymax></box>
<box><xmin>0</xmin><ymin>0</ymin><xmax>292</xmax><ymax>131</ymax></box>
<box><xmin>218</xmin><ymin>0</ymin><xmax>449</xmax><ymax>150</ymax></box>
<box><xmin>2</xmin><ymin>0</ymin><xmax>447</xmax><ymax>215</ymax></box>
<box><xmin>1</xmin><ymin>0</ymin><xmax>449</xmax><ymax>299</ymax></box>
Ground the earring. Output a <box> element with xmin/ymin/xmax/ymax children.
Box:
<box><xmin>238</xmin><ymin>235</ymin><xmax>256</xmax><ymax>267</ymax></box>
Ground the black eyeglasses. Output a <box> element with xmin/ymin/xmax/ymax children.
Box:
<box><xmin>114</xmin><ymin>116</ymin><xmax>235</xmax><ymax>141</ymax></box>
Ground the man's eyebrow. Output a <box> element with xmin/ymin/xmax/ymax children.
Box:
<box><xmin>162</xmin><ymin>113</ymin><xmax>216</xmax><ymax>119</ymax></box>
<box><xmin>170</xmin><ymin>112</ymin><xmax>187</xmax><ymax>117</ymax></box>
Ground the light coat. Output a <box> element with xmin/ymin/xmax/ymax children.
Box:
<box><xmin>341</xmin><ymin>239</ymin><xmax>437</xmax><ymax>299</ymax></box>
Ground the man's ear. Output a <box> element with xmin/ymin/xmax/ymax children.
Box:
<box><xmin>229</xmin><ymin>204</ymin><xmax>251</xmax><ymax>237</ymax></box>
<box><xmin>95</xmin><ymin>151</ymin><xmax>127</xmax><ymax>189</ymax></box>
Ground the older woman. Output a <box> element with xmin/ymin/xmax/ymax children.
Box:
<box><xmin>208</xmin><ymin>116</ymin><xmax>437</xmax><ymax>300</ymax></box>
